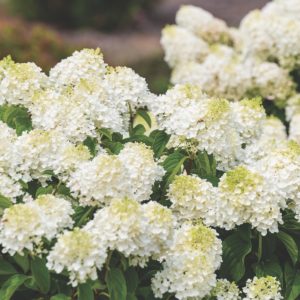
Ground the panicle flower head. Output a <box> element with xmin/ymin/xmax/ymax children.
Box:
<box><xmin>86</xmin><ymin>198</ymin><xmax>174</xmax><ymax>267</ymax></box>
<box><xmin>49</xmin><ymin>48</ymin><xmax>107</xmax><ymax>87</ymax></box>
<box><xmin>47</xmin><ymin>227</ymin><xmax>107</xmax><ymax>287</ymax></box>
<box><xmin>168</xmin><ymin>174</ymin><xmax>217</xmax><ymax>225</ymax></box>
<box><xmin>243</xmin><ymin>276</ymin><xmax>282</xmax><ymax>300</ymax></box>
<box><xmin>209</xmin><ymin>279</ymin><xmax>241</xmax><ymax>300</ymax></box>
<box><xmin>161</xmin><ymin>25</ymin><xmax>209</xmax><ymax>67</ymax></box>
<box><xmin>216</xmin><ymin>166</ymin><xmax>285</xmax><ymax>235</ymax></box>
<box><xmin>152</xmin><ymin>222</ymin><xmax>222</xmax><ymax>300</ymax></box>
<box><xmin>176</xmin><ymin>5</ymin><xmax>232</xmax><ymax>44</ymax></box>
<box><xmin>0</xmin><ymin>195</ymin><xmax>74</xmax><ymax>255</ymax></box>
<box><xmin>0</xmin><ymin>56</ymin><xmax>47</xmax><ymax>107</ymax></box>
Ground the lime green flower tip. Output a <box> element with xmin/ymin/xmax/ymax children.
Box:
<box><xmin>187</xmin><ymin>222</ymin><xmax>216</xmax><ymax>251</ymax></box>
<box><xmin>223</xmin><ymin>165</ymin><xmax>261</xmax><ymax>193</ymax></box>
<box><xmin>206</xmin><ymin>98</ymin><xmax>230</xmax><ymax>123</ymax></box>
<box><xmin>240</xmin><ymin>97</ymin><xmax>263</xmax><ymax>111</ymax></box>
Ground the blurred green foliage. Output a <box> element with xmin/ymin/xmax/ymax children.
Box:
<box><xmin>0</xmin><ymin>19</ymin><xmax>75</xmax><ymax>71</ymax></box>
<box><xmin>7</xmin><ymin>0</ymin><xmax>160</xmax><ymax>30</ymax></box>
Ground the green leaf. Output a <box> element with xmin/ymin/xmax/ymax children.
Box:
<box><xmin>0</xmin><ymin>274</ymin><xmax>29</xmax><ymax>300</ymax></box>
<box><xmin>31</xmin><ymin>257</ymin><xmax>50</xmax><ymax>294</ymax></box>
<box><xmin>150</xmin><ymin>130</ymin><xmax>170</xmax><ymax>158</ymax></box>
<box><xmin>78</xmin><ymin>283</ymin><xmax>94</xmax><ymax>300</ymax></box>
<box><xmin>50</xmin><ymin>294</ymin><xmax>71</xmax><ymax>300</ymax></box>
<box><xmin>0</xmin><ymin>195</ymin><xmax>12</xmax><ymax>209</ymax></box>
<box><xmin>83</xmin><ymin>136</ymin><xmax>98</xmax><ymax>157</ymax></box>
<box><xmin>277</xmin><ymin>231</ymin><xmax>298</xmax><ymax>265</ymax></box>
<box><xmin>74</xmin><ymin>206</ymin><xmax>96</xmax><ymax>227</ymax></box>
<box><xmin>35</xmin><ymin>186</ymin><xmax>54</xmax><ymax>197</ymax></box>
<box><xmin>132</xmin><ymin>124</ymin><xmax>146</xmax><ymax>135</ymax></box>
<box><xmin>136</xmin><ymin>110</ymin><xmax>152</xmax><ymax>127</ymax></box>
<box><xmin>0</xmin><ymin>105</ymin><xmax>32</xmax><ymax>135</ymax></box>
<box><xmin>219</xmin><ymin>225</ymin><xmax>252</xmax><ymax>282</ymax></box>
<box><xmin>162</xmin><ymin>152</ymin><xmax>188</xmax><ymax>188</ymax></box>
<box><xmin>282</xmin><ymin>211</ymin><xmax>300</xmax><ymax>232</ymax></box>
<box><xmin>12</xmin><ymin>253</ymin><xmax>30</xmax><ymax>273</ymax></box>
<box><xmin>99</xmin><ymin>128</ymin><xmax>113</xmax><ymax>141</ymax></box>
<box><xmin>0</xmin><ymin>259</ymin><xmax>17</xmax><ymax>275</ymax></box>
<box><xmin>127</xmin><ymin>294</ymin><xmax>138</xmax><ymax>300</ymax></box>
<box><xmin>102</xmin><ymin>140</ymin><xmax>124</xmax><ymax>155</ymax></box>
<box><xmin>123</xmin><ymin>135</ymin><xmax>153</xmax><ymax>146</ymax></box>
<box><xmin>125</xmin><ymin>267</ymin><xmax>139</xmax><ymax>293</ymax></box>
<box><xmin>285</xmin><ymin>262</ymin><xmax>300</xmax><ymax>300</ymax></box>
<box><xmin>106</xmin><ymin>267</ymin><xmax>127</xmax><ymax>300</ymax></box>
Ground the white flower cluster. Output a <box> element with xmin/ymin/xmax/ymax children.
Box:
<box><xmin>161</xmin><ymin>3</ymin><xmax>299</xmax><ymax>103</ymax></box>
<box><xmin>208</xmin><ymin>279</ymin><xmax>241</xmax><ymax>300</ymax></box>
<box><xmin>168</xmin><ymin>174</ymin><xmax>217</xmax><ymax>223</ymax></box>
<box><xmin>206</xmin><ymin>276</ymin><xmax>282</xmax><ymax>300</ymax></box>
<box><xmin>152</xmin><ymin>222</ymin><xmax>222</xmax><ymax>299</ymax></box>
<box><xmin>0</xmin><ymin>127</ymin><xmax>91</xmax><ymax>189</ymax></box>
<box><xmin>216</xmin><ymin>166</ymin><xmax>285</xmax><ymax>235</ymax></box>
<box><xmin>168</xmin><ymin>165</ymin><xmax>286</xmax><ymax>235</ymax></box>
<box><xmin>0</xmin><ymin>194</ymin><xmax>73</xmax><ymax>255</ymax></box>
<box><xmin>240</xmin><ymin>3</ymin><xmax>300</xmax><ymax>70</ymax></box>
<box><xmin>67</xmin><ymin>142</ymin><xmax>164</xmax><ymax>206</ymax></box>
<box><xmin>150</xmin><ymin>84</ymin><xmax>265</xmax><ymax>170</ymax></box>
<box><xmin>0</xmin><ymin>49</ymin><xmax>154</xmax><ymax>142</ymax></box>
<box><xmin>243</xmin><ymin>276</ymin><xmax>282</xmax><ymax>300</ymax></box>
<box><xmin>46</xmin><ymin>227</ymin><xmax>107</xmax><ymax>287</ymax></box>
<box><xmin>47</xmin><ymin>198</ymin><xmax>175</xmax><ymax>285</ymax></box>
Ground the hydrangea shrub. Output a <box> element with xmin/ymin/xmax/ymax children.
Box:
<box><xmin>0</xmin><ymin>1</ymin><xmax>300</xmax><ymax>299</ymax></box>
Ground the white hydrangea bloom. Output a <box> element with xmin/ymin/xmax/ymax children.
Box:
<box><xmin>67</xmin><ymin>153</ymin><xmax>126</xmax><ymax>206</ymax></box>
<box><xmin>118</xmin><ymin>143</ymin><xmax>165</xmax><ymax>202</ymax></box>
<box><xmin>0</xmin><ymin>195</ymin><xmax>74</xmax><ymax>255</ymax></box>
<box><xmin>161</xmin><ymin>25</ymin><xmax>209</xmax><ymax>67</ymax></box>
<box><xmin>29</xmin><ymin>88</ymin><xmax>97</xmax><ymax>142</ymax></box>
<box><xmin>86</xmin><ymin>198</ymin><xmax>174</xmax><ymax>266</ymax></box>
<box><xmin>53</xmin><ymin>144</ymin><xmax>91</xmax><ymax>180</ymax></box>
<box><xmin>263</xmin><ymin>0</ymin><xmax>300</xmax><ymax>21</ymax></box>
<box><xmin>176</xmin><ymin>5</ymin><xmax>232</xmax><ymax>44</ymax></box>
<box><xmin>168</xmin><ymin>174</ymin><xmax>217</xmax><ymax>224</ymax></box>
<box><xmin>0</xmin><ymin>173</ymin><xmax>23</xmax><ymax>201</ymax></box>
<box><xmin>152</xmin><ymin>84</ymin><xmax>242</xmax><ymax>170</ymax></box>
<box><xmin>102</xmin><ymin>66</ymin><xmax>150</xmax><ymax>115</ymax></box>
<box><xmin>253</xmin><ymin>141</ymin><xmax>300</xmax><ymax>221</ymax></box>
<box><xmin>171</xmin><ymin>52</ymin><xmax>294</xmax><ymax>103</ymax></box>
<box><xmin>216</xmin><ymin>165</ymin><xmax>285</xmax><ymax>235</ymax></box>
<box><xmin>34</xmin><ymin>195</ymin><xmax>74</xmax><ymax>237</ymax></box>
<box><xmin>240</xmin><ymin>9</ymin><xmax>300</xmax><ymax>70</ymax></box>
<box><xmin>0</xmin><ymin>56</ymin><xmax>48</xmax><ymax>107</ymax></box>
<box><xmin>243</xmin><ymin>276</ymin><xmax>283</xmax><ymax>300</ymax></box>
<box><xmin>231</xmin><ymin>98</ymin><xmax>265</xmax><ymax>144</ymax></box>
<box><xmin>209</xmin><ymin>279</ymin><xmax>241</xmax><ymax>300</ymax></box>
<box><xmin>0</xmin><ymin>203</ymin><xmax>43</xmax><ymax>255</ymax></box>
<box><xmin>11</xmin><ymin>129</ymin><xmax>70</xmax><ymax>182</ymax></box>
<box><xmin>170</xmin><ymin>46</ymin><xmax>252</xmax><ymax>101</ymax></box>
<box><xmin>131</xmin><ymin>201</ymin><xmax>176</xmax><ymax>265</ymax></box>
<box><xmin>252</xmin><ymin>61</ymin><xmax>295</xmax><ymax>104</ymax></box>
<box><xmin>152</xmin><ymin>222</ymin><xmax>222</xmax><ymax>300</ymax></box>
<box><xmin>68</xmin><ymin>143</ymin><xmax>164</xmax><ymax>206</ymax></box>
<box><xmin>47</xmin><ymin>228</ymin><xmax>107</xmax><ymax>287</ymax></box>
<box><xmin>49</xmin><ymin>48</ymin><xmax>107</xmax><ymax>87</ymax></box>
<box><xmin>242</xmin><ymin>116</ymin><xmax>287</xmax><ymax>165</ymax></box>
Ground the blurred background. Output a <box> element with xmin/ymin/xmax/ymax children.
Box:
<box><xmin>0</xmin><ymin>0</ymin><xmax>269</xmax><ymax>94</ymax></box>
